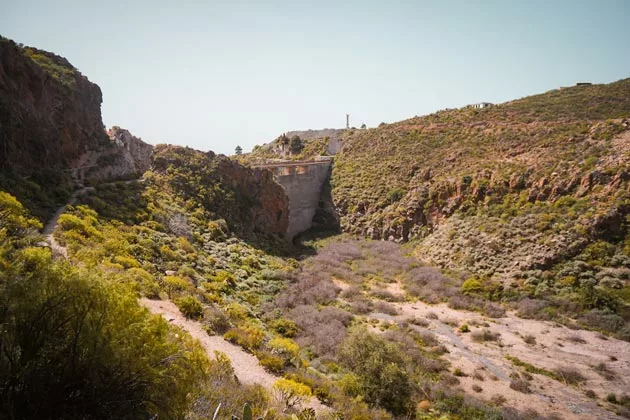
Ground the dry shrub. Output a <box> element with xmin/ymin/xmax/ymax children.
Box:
<box><xmin>564</xmin><ymin>334</ymin><xmax>587</xmax><ymax>344</ymax></box>
<box><xmin>554</xmin><ymin>367</ymin><xmax>586</xmax><ymax>385</ymax></box>
<box><xmin>490</xmin><ymin>394</ymin><xmax>507</xmax><ymax>406</ymax></box>
<box><xmin>510</xmin><ymin>379</ymin><xmax>531</xmax><ymax>393</ymax></box>
<box><xmin>372</xmin><ymin>300</ymin><xmax>398</xmax><ymax>315</ymax></box>
<box><xmin>189</xmin><ymin>352</ymin><xmax>268</xmax><ymax>419</ymax></box>
<box><xmin>580</xmin><ymin>309</ymin><xmax>625</xmax><ymax>334</ymax></box>
<box><xmin>501</xmin><ymin>407</ymin><xmax>562</xmax><ymax>420</ymax></box>
<box><xmin>370</xmin><ymin>288</ymin><xmax>403</xmax><ymax>302</ymax></box>
<box><xmin>515</xmin><ymin>298</ymin><xmax>551</xmax><ymax>319</ymax></box>
<box><xmin>472</xmin><ymin>384</ymin><xmax>483</xmax><ymax>393</ymax></box>
<box><xmin>407</xmin><ymin>316</ymin><xmax>429</xmax><ymax>327</ymax></box>
<box><xmin>483</xmin><ymin>302</ymin><xmax>506</xmax><ymax>318</ymax></box>
<box><xmin>417</xmin><ymin>331</ymin><xmax>439</xmax><ymax>347</ymax></box>
<box><xmin>448</xmin><ymin>295</ymin><xmax>481</xmax><ymax>311</ymax></box>
<box><xmin>202</xmin><ymin>305</ymin><xmax>231</xmax><ymax>335</ymax></box>
<box><xmin>383</xmin><ymin>329</ymin><xmax>447</xmax><ymax>374</ymax></box>
<box><xmin>471</xmin><ymin>329</ymin><xmax>501</xmax><ymax>342</ymax></box>
<box><xmin>340</xmin><ymin>285</ymin><xmax>362</xmax><ymax>299</ymax></box>
<box><xmin>361</xmin><ymin>240</ymin><xmax>414</xmax><ymax>275</ymax></box>
<box><xmin>594</xmin><ymin>362</ymin><xmax>616</xmax><ymax>380</ymax></box>
<box><xmin>289</xmin><ymin>305</ymin><xmax>352</xmax><ymax>359</ymax></box>
<box><xmin>349</xmin><ymin>298</ymin><xmax>371</xmax><ymax>314</ymax></box>
<box><xmin>275</xmin><ymin>273</ymin><xmax>340</xmax><ymax>309</ymax></box>
<box><xmin>404</xmin><ymin>266</ymin><xmax>457</xmax><ymax>303</ymax></box>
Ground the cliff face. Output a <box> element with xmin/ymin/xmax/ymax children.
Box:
<box><xmin>330</xmin><ymin>80</ymin><xmax>630</xmax><ymax>281</ymax></box>
<box><xmin>0</xmin><ymin>37</ymin><xmax>154</xmax><ymax>217</ymax></box>
<box><xmin>0</xmin><ymin>38</ymin><xmax>109</xmax><ymax>175</ymax></box>
<box><xmin>75</xmin><ymin>126</ymin><xmax>153</xmax><ymax>183</ymax></box>
<box><xmin>151</xmin><ymin>145</ymin><xmax>289</xmax><ymax>238</ymax></box>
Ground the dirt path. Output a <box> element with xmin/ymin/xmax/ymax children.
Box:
<box><xmin>367</xmin><ymin>296</ymin><xmax>629</xmax><ymax>420</ymax></box>
<box><xmin>43</xmin><ymin>179</ymin><xmax>142</xmax><ymax>257</ymax></box>
<box><xmin>140</xmin><ymin>298</ymin><xmax>328</xmax><ymax>414</ymax></box>
<box><xmin>43</xmin><ymin>187</ymin><xmax>94</xmax><ymax>257</ymax></box>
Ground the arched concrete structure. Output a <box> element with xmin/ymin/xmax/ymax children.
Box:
<box><xmin>254</xmin><ymin>158</ymin><xmax>333</xmax><ymax>240</ymax></box>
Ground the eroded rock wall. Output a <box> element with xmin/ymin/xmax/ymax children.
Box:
<box><xmin>0</xmin><ymin>38</ymin><xmax>109</xmax><ymax>176</ymax></box>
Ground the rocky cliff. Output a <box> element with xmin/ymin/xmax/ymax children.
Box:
<box><xmin>151</xmin><ymin>145</ymin><xmax>289</xmax><ymax>238</ymax></box>
<box><xmin>331</xmin><ymin>80</ymin><xmax>630</xmax><ymax>283</ymax></box>
<box><xmin>0</xmin><ymin>37</ymin><xmax>153</xmax><ymax>217</ymax></box>
<box><xmin>74</xmin><ymin>126</ymin><xmax>153</xmax><ymax>183</ymax></box>
<box><xmin>0</xmin><ymin>37</ymin><xmax>109</xmax><ymax>176</ymax></box>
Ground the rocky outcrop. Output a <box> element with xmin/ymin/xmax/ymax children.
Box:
<box><xmin>215</xmin><ymin>157</ymin><xmax>289</xmax><ymax>237</ymax></box>
<box><xmin>75</xmin><ymin>126</ymin><xmax>153</xmax><ymax>183</ymax></box>
<box><xmin>151</xmin><ymin>145</ymin><xmax>289</xmax><ymax>238</ymax></box>
<box><xmin>0</xmin><ymin>37</ymin><xmax>109</xmax><ymax>177</ymax></box>
<box><xmin>341</xmin><ymin>162</ymin><xmax>630</xmax><ymax>243</ymax></box>
<box><xmin>0</xmin><ymin>37</ymin><xmax>153</xmax><ymax>216</ymax></box>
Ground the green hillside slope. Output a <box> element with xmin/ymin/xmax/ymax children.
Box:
<box><xmin>329</xmin><ymin>79</ymin><xmax>630</xmax><ymax>339</ymax></box>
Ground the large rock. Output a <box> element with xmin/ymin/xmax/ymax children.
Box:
<box><xmin>0</xmin><ymin>38</ymin><xmax>109</xmax><ymax>176</ymax></box>
<box><xmin>0</xmin><ymin>38</ymin><xmax>154</xmax><ymax>185</ymax></box>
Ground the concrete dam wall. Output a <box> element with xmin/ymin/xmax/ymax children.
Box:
<box><xmin>254</xmin><ymin>158</ymin><xmax>333</xmax><ymax>240</ymax></box>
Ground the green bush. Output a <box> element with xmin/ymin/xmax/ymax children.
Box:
<box><xmin>461</xmin><ymin>277</ymin><xmax>483</xmax><ymax>295</ymax></box>
<box><xmin>0</xmin><ymin>247</ymin><xmax>208</xmax><ymax>419</ymax></box>
<box><xmin>224</xmin><ymin>325</ymin><xmax>265</xmax><ymax>350</ymax></box>
<box><xmin>270</xmin><ymin>318</ymin><xmax>299</xmax><ymax>337</ymax></box>
<box><xmin>338</xmin><ymin>327</ymin><xmax>414</xmax><ymax>416</ymax></box>
<box><xmin>272</xmin><ymin>378</ymin><xmax>311</xmax><ymax>411</ymax></box>
<box><xmin>162</xmin><ymin>275</ymin><xmax>191</xmax><ymax>298</ymax></box>
<box><xmin>255</xmin><ymin>350</ymin><xmax>284</xmax><ymax>373</ymax></box>
<box><xmin>174</xmin><ymin>295</ymin><xmax>204</xmax><ymax>320</ymax></box>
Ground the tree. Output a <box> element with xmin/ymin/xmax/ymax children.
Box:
<box><xmin>338</xmin><ymin>327</ymin><xmax>414</xmax><ymax>416</ymax></box>
<box><xmin>289</xmin><ymin>135</ymin><xmax>304</xmax><ymax>155</ymax></box>
<box><xmin>0</xmin><ymin>240</ymin><xmax>209</xmax><ymax>419</ymax></box>
<box><xmin>360</xmin><ymin>123</ymin><xmax>367</xmax><ymax>129</ymax></box>
<box><xmin>235</xmin><ymin>145</ymin><xmax>243</xmax><ymax>155</ymax></box>
<box><xmin>272</xmin><ymin>378</ymin><xmax>311</xmax><ymax>411</ymax></box>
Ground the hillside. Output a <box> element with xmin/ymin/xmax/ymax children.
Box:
<box><xmin>2</xmin><ymin>35</ymin><xmax>630</xmax><ymax>420</ymax></box>
<box><xmin>0</xmin><ymin>37</ymin><xmax>152</xmax><ymax>219</ymax></box>
<box><xmin>243</xmin><ymin>128</ymin><xmax>346</xmax><ymax>164</ymax></box>
<box><xmin>332</xmin><ymin>82</ymin><xmax>627</xmax><ymax>261</ymax></box>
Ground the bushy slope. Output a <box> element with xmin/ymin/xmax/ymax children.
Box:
<box><xmin>333</xmin><ymin>80</ymin><xmax>630</xmax><ymax>240</ymax></box>
<box><xmin>329</xmin><ymin>79</ymin><xmax>630</xmax><ymax>339</ymax></box>
<box><xmin>332</xmin><ymin>80</ymin><xmax>629</xmax><ymax>255</ymax></box>
<box><xmin>150</xmin><ymin>145</ymin><xmax>289</xmax><ymax>239</ymax></box>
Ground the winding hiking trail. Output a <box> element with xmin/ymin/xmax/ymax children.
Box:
<box><xmin>43</xmin><ymin>184</ymin><xmax>328</xmax><ymax>414</ymax></box>
<box><xmin>140</xmin><ymin>298</ymin><xmax>328</xmax><ymax>413</ymax></box>
<box><xmin>43</xmin><ymin>186</ymin><xmax>94</xmax><ymax>257</ymax></box>
<box><xmin>140</xmin><ymin>299</ymin><xmax>276</xmax><ymax>386</ymax></box>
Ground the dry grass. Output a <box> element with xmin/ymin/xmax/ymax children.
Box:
<box><xmin>593</xmin><ymin>362</ymin><xmax>616</xmax><ymax>380</ymax></box>
<box><xmin>553</xmin><ymin>367</ymin><xmax>586</xmax><ymax>385</ymax></box>
<box><xmin>471</xmin><ymin>329</ymin><xmax>501</xmax><ymax>343</ymax></box>
<box><xmin>510</xmin><ymin>379</ymin><xmax>531</xmax><ymax>394</ymax></box>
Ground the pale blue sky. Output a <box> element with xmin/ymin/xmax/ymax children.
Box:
<box><xmin>2</xmin><ymin>1</ymin><xmax>629</xmax><ymax>154</ymax></box>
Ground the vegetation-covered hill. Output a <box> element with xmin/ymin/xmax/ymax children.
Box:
<box><xmin>333</xmin><ymin>79</ymin><xmax>630</xmax><ymax>243</ymax></box>
<box><xmin>328</xmin><ymin>79</ymin><xmax>630</xmax><ymax>341</ymax></box>
<box><xmin>3</xmin><ymin>34</ymin><xmax>630</xmax><ymax>419</ymax></box>
<box><xmin>241</xmin><ymin>128</ymin><xmax>346</xmax><ymax>164</ymax></box>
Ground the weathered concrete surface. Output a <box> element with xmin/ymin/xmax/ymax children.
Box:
<box><xmin>255</xmin><ymin>158</ymin><xmax>333</xmax><ymax>240</ymax></box>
